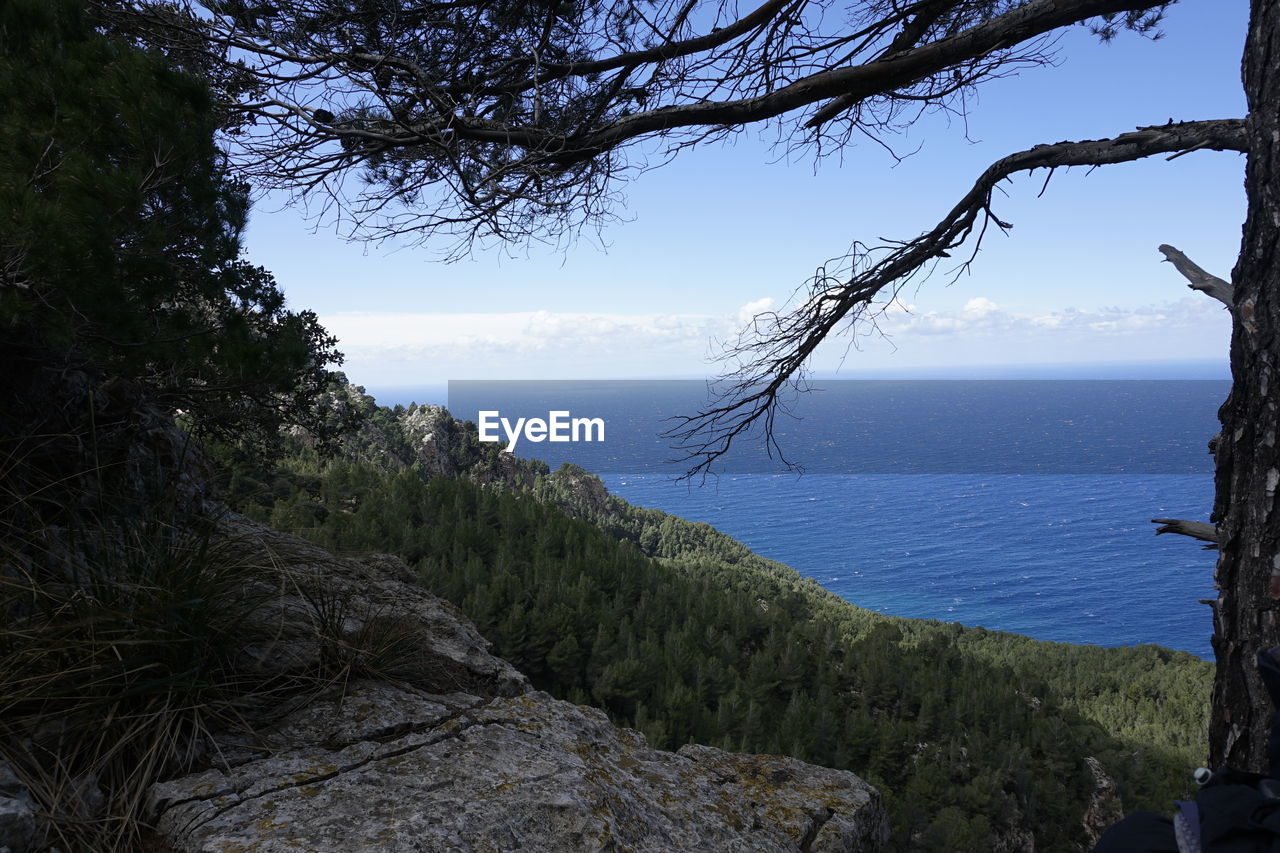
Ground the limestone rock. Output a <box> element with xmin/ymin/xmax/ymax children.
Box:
<box><xmin>212</xmin><ymin>514</ymin><xmax>528</xmax><ymax>700</ymax></box>
<box><xmin>152</xmin><ymin>684</ymin><xmax>887</xmax><ymax>852</ymax></box>
<box><xmin>147</xmin><ymin>518</ymin><xmax>887</xmax><ymax>852</ymax></box>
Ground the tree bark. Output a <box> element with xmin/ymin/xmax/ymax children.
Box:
<box><xmin>1210</xmin><ymin>0</ymin><xmax>1280</xmax><ymax>772</ymax></box>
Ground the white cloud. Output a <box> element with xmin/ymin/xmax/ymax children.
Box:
<box><xmin>736</xmin><ymin>297</ymin><xmax>776</xmax><ymax>326</ymax></box>
<box><xmin>321</xmin><ymin>303</ymin><xmax>775</xmax><ymax>382</ymax></box>
<box><xmin>884</xmin><ymin>297</ymin><xmax>915</xmax><ymax>316</ymax></box>
<box><xmin>962</xmin><ymin>297</ymin><xmax>1000</xmax><ymax>317</ymax></box>
<box><xmin>323</xmin><ymin>294</ymin><xmax>1232</xmax><ymax>384</ymax></box>
<box><xmin>875</xmin><ymin>295</ymin><xmax>1228</xmax><ymax>340</ymax></box>
<box><xmin>327</xmin><ymin>309</ymin><xmax>721</xmax><ymax>351</ymax></box>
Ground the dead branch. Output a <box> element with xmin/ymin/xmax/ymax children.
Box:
<box><xmin>1158</xmin><ymin>243</ymin><xmax>1234</xmax><ymax>309</ymax></box>
<box><xmin>1152</xmin><ymin>518</ymin><xmax>1220</xmax><ymax>549</ymax></box>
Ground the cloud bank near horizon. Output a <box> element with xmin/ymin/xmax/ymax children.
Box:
<box><xmin>323</xmin><ymin>295</ymin><xmax>1231</xmax><ymax>383</ymax></box>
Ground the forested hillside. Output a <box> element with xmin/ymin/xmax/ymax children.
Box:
<box><xmin>214</xmin><ymin>382</ymin><xmax>1211</xmax><ymax>851</ymax></box>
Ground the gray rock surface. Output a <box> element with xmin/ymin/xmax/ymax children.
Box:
<box><xmin>148</xmin><ymin>518</ymin><xmax>888</xmax><ymax>852</ymax></box>
<box><xmin>0</xmin><ymin>765</ymin><xmax>38</xmax><ymax>853</ymax></box>
<box><xmin>152</xmin><ymin>685</ymin><xmax>886</xmax><ymax>852</ymax></box>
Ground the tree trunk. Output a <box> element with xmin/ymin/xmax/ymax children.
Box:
<box><xmin>1209</xmin><ymin>0</ymin><xmax>1280</xmax><ymax>772</ymax></box>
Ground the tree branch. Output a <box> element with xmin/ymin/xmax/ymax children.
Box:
<box><xmin>668</xmin><ymin>118</ymin><xmax>1247</xmax><ymax>478</ymax></box>
<box><xmin>1158</xmin><ymin>243</ymin><xmax>1234</xmax><ymax>308</ymax></box>
<box><xmin>154</xmin><ymin>0</ymin><xmax>1177</xmax><ymax>251</ymax></box>
<box><xmin>563</xmin><ymin>0</ymin><xmax>1172</xmax><ymax>162</ymax></box>
<box><xmin>806</xmin><ymin>0</ymin><xmax>954</xmax><ymax>128</ymax></box>
<box><xmin>452</xmin><ymin>0</ymin><xmax>800</xmax><ymax>97</ymax></box>
<box><xmin>207</xmin><ymin>0</ymin><xmax>1148</xmax><ymax>159</ymax></box>
<box><xmin>1152</xmin><ymin>518</ymin><xmax>1220</xmax><ymax>549</ymax></box>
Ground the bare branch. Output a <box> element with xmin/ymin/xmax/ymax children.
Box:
<box><xmin>806</xmin><ymin>0</ymin><xmax>1005</xmax><ymax>128</ymax></box>
<box><xmin>454</xmin><ymin>0</ymin><xmax>801</xmax><ymax>97</ymax></box>
<box><xmin>1158</xmin><ymin>243</ymin><xmax>1234</xmax><ymax>308</ymax></box>
<box><xmin>548</xmin><ymin>0</ymin><xmax>1172</xmax><ymax>158</ymax></box>
<box><xmin>667</xmin><ymin>118</ymin><xmax>1247</xmax><ymax>478</ymax></box>
<box><xmin>1152</xmin><ymin>518</ymin><xmax>1220</xmax><ymax>549</ymax></box>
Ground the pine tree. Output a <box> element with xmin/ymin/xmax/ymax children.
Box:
<box><xmin>0</xmin><ymin>0</ymin><xmax>345</xmax><ymax>450</ymax></box>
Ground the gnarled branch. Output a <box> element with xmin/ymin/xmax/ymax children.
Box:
<box><xmin>1158</xmin><ymin>243</ymin><xmax>1234</xmax><ymax>309</ymax></box>
<box><xmin>565</xmin><ymin>0</ymin><xmax>1164</xmax><ymax>159</ymax></box>
<box><xmin>668</xmin><ymin>118</ymin><xmax>1247</xmax><ymax>478</ymax></box>
<box><xmin>1152</xmin><ymin>518</ymin><xmax>1220</xmax><ymax>549</ymax></box>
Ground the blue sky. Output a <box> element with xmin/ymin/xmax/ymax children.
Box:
<box><xmin>242</xmin><ymin>0</ymin><xmax>1248</xmax><ymax>388</ymax></box>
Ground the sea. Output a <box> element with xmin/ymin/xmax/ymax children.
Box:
<box><xmin>369</xmin><ymin>379</ymin><xmax>1229</xmax><ymax>659</ymax></box>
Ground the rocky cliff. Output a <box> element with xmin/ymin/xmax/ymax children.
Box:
<box><xmin>143</xmin><ymin>517</ymin><xmax>889</xmax><ymax>852</ymax></box>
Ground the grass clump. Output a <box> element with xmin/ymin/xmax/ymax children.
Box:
<box><xmin>296</xmin><ymin>581</ymin><xmax>451</xmax><ymax>694</ymax></box>
<box><xmin>0</xmin><ymin>511</ymin><xmax>281</xmax><ymax>851</ymax></box>
<box><xmin>0</xmin><ymin>483</ymin><xmax>456</xmax><ymax>848</ymax></box>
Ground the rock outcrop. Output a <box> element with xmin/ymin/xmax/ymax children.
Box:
<box><xmin>147</xmin><ymin>519</ymin><xmax>889</xmax><ymax>852</ymax></box>
<box><xmin>210</xmin><ymin>514</ymin><xmax>528</xmax><ymax>701</ymax></box>
<box><xmin>152</xmin><ymin>684</ymin><xmax>887</xmax><ymax>852</ymax></box>
<box><xmin>1081</xmin><ymin>756</ymin><xmax>1125</xmax><ymax>847</ymax></box>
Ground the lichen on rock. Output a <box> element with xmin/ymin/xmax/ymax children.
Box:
<box><xmin>153</xmin><ymin>685</ymin><xmax>886</xmax><ymax>852</ymax></box>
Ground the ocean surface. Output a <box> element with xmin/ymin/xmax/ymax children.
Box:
<box><xmin>374</xmin><ymin>380</ymin><xmax>1229</xmax><ymax>659</ymax></box>
<box><xmin>600</xmin><ymin>473</ymin><xmax>1216</xmax><ymax>658</ymax></box>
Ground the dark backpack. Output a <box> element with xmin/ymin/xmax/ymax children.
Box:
<box><xmin>1094</xmin><ymin>648</ymin><xmax>1280</xmax><ymax>853</ymax></box>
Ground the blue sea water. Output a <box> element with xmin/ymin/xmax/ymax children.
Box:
<box><xmin>377</xmin><ymin>380</ymin><xmax>1229</xmax><ymax>659</ymax></box>
<box><xmin>599</xmin><ymin>473</ymin><xmax>1217</xmax><ymax>659</ymax></box>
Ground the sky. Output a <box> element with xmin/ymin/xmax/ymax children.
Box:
<box><xmin>241</xmin><ymin>0</ymin><xmax>1249</xmax><ymax>390</ymax></box>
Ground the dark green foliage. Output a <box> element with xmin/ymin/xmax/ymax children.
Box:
<box><xmin>0</xmin><ymin>12</ymin><xmax>360</xmax><ymax>839</ymax></box>
<box><xmin>225</xmin><ymin>424</ymin><xmax>1210</xmax><ymax>850</ymax></box>
<box><xmin>0</xmin><ymin>0</ymin><xmax>346</xmax><ymax>452</ymax></box>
